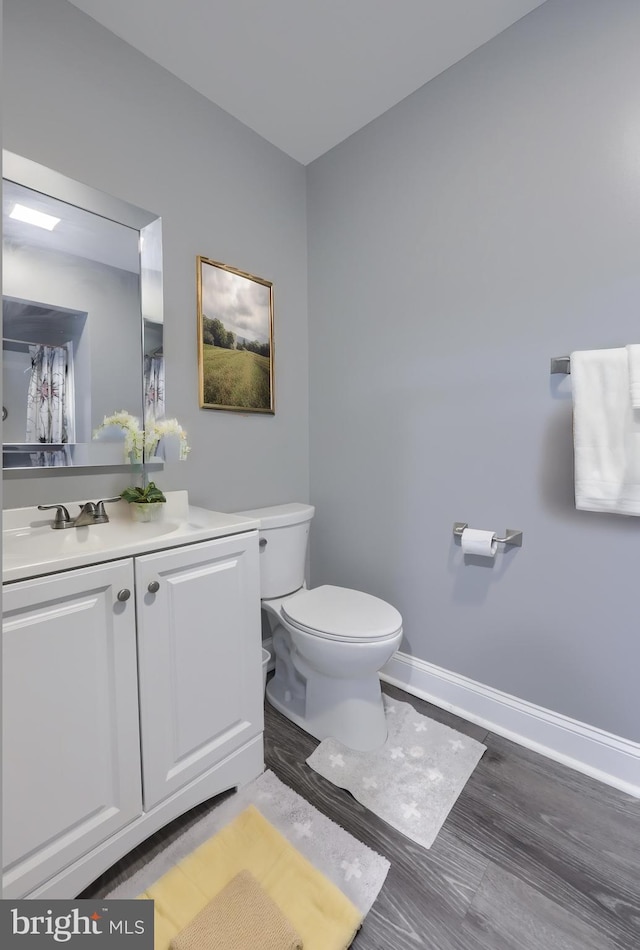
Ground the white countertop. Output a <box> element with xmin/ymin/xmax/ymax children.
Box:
<box><xmin>2</xmin><ymin>491</ymin><xmax>259</xmax><ymax>584</ymax></box>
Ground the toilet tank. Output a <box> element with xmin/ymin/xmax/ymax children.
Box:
<box><xmin>235</xmin><ymin>502</ymin><xmax>315</xmax><ymax>598</ymax></box>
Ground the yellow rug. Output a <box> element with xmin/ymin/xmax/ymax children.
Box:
<box><xmin>138</xmin><ymin>805</ymin><xmax>362</xmax><ymax>950</ymax></box>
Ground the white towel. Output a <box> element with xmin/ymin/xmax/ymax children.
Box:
<box><xmin>571</xmin><ymin>347</ymin><xmax>640</xmax><ymax>515</ymax></box>
<box><xmin>572</xmin><ymin>347</ymin><xmax>640</xmax><ymax>515</ymax></box>
<box><xmin>626</xmin><ymin>344</ymin><xmax>640</xmax><ymax>407</ymax></box>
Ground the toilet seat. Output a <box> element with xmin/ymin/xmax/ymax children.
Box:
<box><xmin>281</xmin><ymin>585</ymin><xmax>402</xmax><ymax>643</ymax></box>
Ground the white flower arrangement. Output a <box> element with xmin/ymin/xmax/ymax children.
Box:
<box><xmin>145</xmin><ymin>418</ymin><xmax>191</xmax><ymax>461</ymax></box>
<box><xmin>93</xmin><ymin>411</ymin><xmax>190</xmax><ymax>463</ymax></box>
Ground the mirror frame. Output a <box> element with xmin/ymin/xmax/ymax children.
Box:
<box><xmin>2</xmin><ymin>150</ymin><xmax>164</xmax><ymax>474</ymax></box>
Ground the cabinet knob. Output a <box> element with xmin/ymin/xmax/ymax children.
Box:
<box><xmin>147</xmin><ymin>581</ymin><xmax>160</xmax><ymax>594</ymax></box>
<box><xmin>117</xmin><ymin>588</ymin><xmax>131</xmax><ymax>602</ymax></box>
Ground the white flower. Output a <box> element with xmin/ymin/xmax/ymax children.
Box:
<box><xmin>93</xmin><ymin>410</ymin><xmax>190</xmax><ymax>463</ymax></box>
<box><xmin>146</xmin><ymin>417</ymin><xmax>191</xmax><ymax>461</ymax></box>
<box><xmin>329</xmin><ymin>753</ymin><xmax>345</xmax><ymax>768</ymax></box>
<box><xmin>93</xmin><ymin>411</ymin><xmax>143</xmax><ymax>462</ymax></box>
<box><xmin>94</xmin><ymin>410</ymin><xmax>141</xmax><ymax>433</ymax></box>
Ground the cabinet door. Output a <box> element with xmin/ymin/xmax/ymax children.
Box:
<box><xmin>2</xmin><ymin>559</ymin><xmax>142</xmax><ymax>898</ymax></box>
<box><xmin>135</xmin><ymin>532</ymin><xmax>263</xmax><ymax>809</ymax></box>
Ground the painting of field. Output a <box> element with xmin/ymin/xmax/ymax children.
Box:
<box><xmin>201</xmin><ymin>345</ymin><xmax>271</xmax><ymax>409</ymax></box>
<box><xmin>197</xmin><ymin>256</ymin><xmax>274</xmax><ymax>412</ymax></box>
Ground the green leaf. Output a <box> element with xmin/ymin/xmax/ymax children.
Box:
<box><xmin>120</xmin><ymin>482</ymin><xmax>166</xmax><ymax>504</ymax></box>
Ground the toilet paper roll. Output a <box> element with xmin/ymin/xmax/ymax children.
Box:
<box><xmin>461</xmin><ymin>527</ymin><xmax>497</xmax><ymax>558</ymax></box>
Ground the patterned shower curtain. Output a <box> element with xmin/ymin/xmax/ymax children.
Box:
<box><xmin>28</xmin><ymin>448</ymin><xmax>71</xmax><ymax>467</ymax></box>
<box><xmin>144</xmin><ymin>354</ymin><xmax>165</xmax><ymax>424</ymax></box>
<box><xmin>26</xmin><ymin>344</ymin><xmax>69</xmax><ymax>445</ymax></box>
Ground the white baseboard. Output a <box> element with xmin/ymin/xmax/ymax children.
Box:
<box><xmin>381</xmin><ymin>652</ymin><xmax>640</xmax><ymax>798</ymax></box>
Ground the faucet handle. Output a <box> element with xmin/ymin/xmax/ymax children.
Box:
<box><xmin>37</xmin><ymin>504</ymin><xmax>71</xmax><ymax>527</ymax></box>
<box><xmin>95</xmin><ymin>497</ymin><xmax>122</xmax><ymax>518</ymax></box>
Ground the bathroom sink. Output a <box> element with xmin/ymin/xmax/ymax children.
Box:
<box><xmin>3</xmin><ymin>519</ymin><xmax>180</xmax><ymax>563</ymax></box>
<box><xmin>2</xmin><ymin>492</ymin><xmax>261</xmax><ymax>583</ymax></box>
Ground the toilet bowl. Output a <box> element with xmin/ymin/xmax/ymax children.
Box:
<box><xmin>236</xmin><ymin>503</ymin><xmax>403</xmax><ymax>751</ymax></box>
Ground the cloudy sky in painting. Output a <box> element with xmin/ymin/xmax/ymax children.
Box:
<box><xmin>200</xmin><ymin>262</ymin><xmax>271</xmax><ymax>343</ymax></box>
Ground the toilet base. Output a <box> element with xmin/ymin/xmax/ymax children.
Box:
<box><xmin>266</xmin><ymin>664</ymin><xmax>388</xmax><ymax>752</ymax></box>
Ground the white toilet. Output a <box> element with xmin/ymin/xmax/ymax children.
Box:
<box><xmin>237</xmin><ymin>503</ymin><xmax>403</xmax><ymax>751</ymax></box>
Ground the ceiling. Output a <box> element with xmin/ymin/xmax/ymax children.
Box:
<box><xmin>67</xmin><ymin>0</ymin><xmax>547</xmax><ymax>165</ymax></box>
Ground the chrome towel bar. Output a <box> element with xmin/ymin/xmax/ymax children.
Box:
<box><xmin>550</xmin><ymin>356</ymin><xmax>571</xmax><ymax>374</ymax></box>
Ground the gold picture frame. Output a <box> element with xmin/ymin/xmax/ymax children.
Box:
<box><xmin>197</xmin><ymin>256</ymin><xmax>274</xmax><ymax>413</ymax></box>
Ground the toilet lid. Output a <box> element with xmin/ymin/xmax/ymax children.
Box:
<box><xmin>282</xmin><ymin>585</ymin><xmax>402</xmax><ymax>642</ymax></box>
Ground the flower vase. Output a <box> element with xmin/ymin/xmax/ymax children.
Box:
<box><xmin>129</xmin><ymin>502</ymin><xmax>165</xmax><ymax>523</ymax></box>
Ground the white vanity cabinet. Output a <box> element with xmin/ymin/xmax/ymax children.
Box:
<box><xmin>2</xmin><ymin>559</ymin><xmax>143</xmax><ymax>899</ymax></box>
<box><xmin>2</xmin><ymin>522</ymin><xmax>264</xmax><ymax>899</ymax></box>
<box><xmin>135</xmin><ymin>534</ymin><xmax>263</xmax><ymax>809</ymax></box>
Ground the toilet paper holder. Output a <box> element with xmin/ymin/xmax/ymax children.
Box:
<box><xmin>453</xmin><ymin>523</ymin><xmax>523</xmax><ymax>547</ymax></box>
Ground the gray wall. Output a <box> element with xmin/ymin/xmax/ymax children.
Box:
<box><xmin>2</xmin><ymin>347</ymin><xmax>30</xmax><ymax>442</ymax></box>
<box><xmin>3</xmin><ymin>0</ymin><xmax>309</xmax><ymax>510</ymax></box>
<box><xmin>307</xmin><ymin>0</ymin><xmax>640</xmax><ymax>742</ymax></box>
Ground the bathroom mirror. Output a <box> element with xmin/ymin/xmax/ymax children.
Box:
<box><xmin>2</xmin><ymin>151</ymin><xmax>163</xmax><ymax>470</ymax></box>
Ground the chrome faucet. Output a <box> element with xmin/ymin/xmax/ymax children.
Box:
<box><xmin>74</xmin><ymin>502</ymin><xmax>102</xmax><ymax>527</ymax></box>
<box><xmin>38</xmin><ymin>498</ymin><xmax>121</xmax><ymax>529</ymax></box>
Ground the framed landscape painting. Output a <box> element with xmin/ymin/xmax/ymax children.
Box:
<box><xmin>197</xmin><ymin>256</ymin><xmax>274</xmax><ymax>413</ymax></box>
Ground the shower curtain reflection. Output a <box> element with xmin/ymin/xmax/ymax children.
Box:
<box><xmin>26</xmin><ymin>344</ymin><xmax>70</xmax><ymax>446</ymax></box>
<box><xmin>28</xmin><ymin>447</ymin><xmax>71</xmax><ymax>467</ymax></box>
<box><xmin>144</xmin><ymin>353</ymin><xmax>165</xmax><ymax>424</ymax></box>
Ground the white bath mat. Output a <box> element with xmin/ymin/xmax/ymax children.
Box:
<box><xmin>107</xmin><ymin>769</ymin><xmax>389</xmax><ymax>916</ymax></box>
<box><xmin>306</xmin><ymin>695</ymin><xmax>486</xmax><ymax>849</ymax></box>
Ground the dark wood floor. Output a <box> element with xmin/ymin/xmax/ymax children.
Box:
<box><xmin>83</xmin><ymin>682</ymin><xmax>640</xmax><ymax>950</ymax></box>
